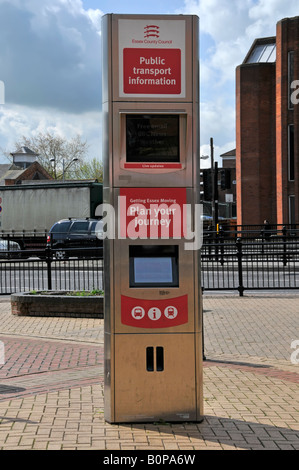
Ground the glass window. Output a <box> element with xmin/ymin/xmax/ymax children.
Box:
<box><xmin>289</xmin><ymin>196</ymin><xmax>295</xmax><ymax>226</ymax></box>
<box><xmin>247</xmin><ymin>44</ymin><xmax>265</xmax><ymax>63</ymax></box>
<box><xmin>71</xmin><ymin>221</ymin><xmax>89</xmax><ymax>233</ymax></box>
<box><xmin>51</xmin><ymin>221</ymin><xmax>71</xmax><ymax>234</ymax></box>
<box><xmin>288</xmin><ymin>51</ymin><xmax>294</xmax><ymax>110</ymax></box>
<box><xmin>288</xmin><ymin>124</ymin><xmax>295</xmax><ymax>181</ymax></box>
<box><xmin>262</xmin><ymin>44</ymin><xmax>276</xmax><ymax>62</ymax></box>
<box><xmin>246</xmin><ymin>43</ymin><xmax>276</xmax><ymax>63</ymax></box>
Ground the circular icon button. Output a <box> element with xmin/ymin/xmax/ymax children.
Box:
<box><xmin>147</xmin><ymin>307</ymin><xmax>162</xmax><ymax>321</ymax></box>
<box><xmin>164</xmin><ymin>306</ymin><xmax>178</xmax><ymax>319</ymax></box>
<box><xmin>131</xmin><ymin>306</ymin><xmax>145</xmax><ymax>320</ymax></box>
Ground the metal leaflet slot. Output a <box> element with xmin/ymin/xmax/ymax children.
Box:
<box><xmin>146</xmin><ymin>347</ymin><xmax>154</xmax><ymax>371</ymax></box>
<box><xmin>146</xmin><ymin>347</ymin><xmax>164</xmax><ymax>372</ymax></box>
<box><xmin>156</xmin><ymin>347</ymin><xmax>164</xmax><ymax>371</ymax></box>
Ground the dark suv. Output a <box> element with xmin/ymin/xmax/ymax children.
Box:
<box><xmin>47</xmin><ymin>218</ymin><xmax>103</xmax><ymax>259</ymax></box>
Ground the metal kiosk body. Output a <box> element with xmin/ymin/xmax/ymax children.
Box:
<box><xmin>102</xmin><ymin>13</ymin><xmax>203</xmax><ymax>423</ymax></box>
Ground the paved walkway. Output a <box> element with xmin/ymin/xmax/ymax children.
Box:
<box><xmin>0</xmin><ymin>292</ymin><xmax>298</xmax><ymax>450</ymax></box>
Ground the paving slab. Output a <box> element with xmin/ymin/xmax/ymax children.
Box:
<box><xmin>0</xmin><ymin>292</ymin><xmax>298</xmax><ymax>451</ymax></box>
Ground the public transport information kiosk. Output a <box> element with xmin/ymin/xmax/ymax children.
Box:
<box><xmin>102</xmin><ymin>13</ymin><xmax>203</xmax><ymax>423</ymax></box>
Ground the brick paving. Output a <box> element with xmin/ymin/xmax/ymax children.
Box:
<box><xmin>0</xmin><ymin>293</ymin><xmax>298</xmax><ymax>450</ymax></box>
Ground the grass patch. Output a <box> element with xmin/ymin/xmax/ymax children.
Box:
<box><xmin>28</xmin><ymin>289</ymin><xmax>104</xmax><ymax>296</ymax></box>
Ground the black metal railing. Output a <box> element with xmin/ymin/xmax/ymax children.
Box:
<box><xmin>0</xmin><ymin>246</ymin><xmax>103</xmax><ymax>295</ymax></box>
<box><xmin>203</xmin><ymin>223</ymin><xmax>299</xmax><ymax>240</ymax></box>
<box><xmin>201</xmin><ymin>236</ymin><xmax>299</xmax><ymax>295</ymax></box>
<box><xmin>1</xmin><ymin>234</ymin><xmax>299</xmax><ymax>296</ymax></box>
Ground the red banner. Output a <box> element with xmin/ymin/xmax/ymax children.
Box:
<box><xmin>123</xmin><ymin>48</ymin><xmax>181</xmax><ymax>95</ymax></box>
<box><xmin>119</xmin><ymin>187</ymin><xmax>187</xmax><ymax>239</ymax></box>
<box><xmin>121</xmin><ymin>294</ymin><xmax>188</xmax><ymax>328</ymax></box>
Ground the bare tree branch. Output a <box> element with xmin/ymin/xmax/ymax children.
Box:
<box><xmin>13</xmin><ymin>132</ymin><xmax>89</xmax><ymax>179</ymax></box>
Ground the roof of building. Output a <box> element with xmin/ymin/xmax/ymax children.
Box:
<box><xmin>0</xmin><ymin>164</ymin><xmax>22</xmax><ymax>184</ymax></box>
<box><xmin>0</xmin><ymin>161</ymin><xmax>52</xmax><ymax>185</ymax></box>
<box><xmin>243</xmin><ymin>37</ymin><xmax>276</xmax><ymax>64</ymax></box>
<box><xmin>220</xmin><ymin>149</ymin><xmax>236</xmax><ymax>158</ymax></box>
<box><xmin>10</xmin><ymin>146</ymin><xmax>38</xmax><ymax>156</ymax></box>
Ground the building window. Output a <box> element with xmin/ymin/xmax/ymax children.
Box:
<box><xmin>246</xmin><ymin>43</ymin><xmax>276</xmax><ymax>63</ymax></box>
<box><xmin>288</xmin><ymin>51</ymin><xmax>294</xmax><ymax>110</ymax></box>
<box><xmin>289</xmin><ymin>195</ymin><xmax>295</xmax><ymax>226</ymax></box>
<box><xmin>288</xmin><ymin>124</ymin><xmax>295</xmax><ymax>181</ymax></box>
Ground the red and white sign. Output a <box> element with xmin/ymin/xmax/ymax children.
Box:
<box><xmin>121</xmin><ymin>294</ymin><xmax>188</xmax><ymax>328</ymax></box>
<box><xmin>118</xmin><ymin>19</ymin><xmax>186</xmax><ymax>98</ymax></box>
<box><xmin>123</xmin><ymin>163</ymin><xmax>182</xmax><ymax>170</ymax></box>
<box><xmin>123</xmin><ymin>48</ymin><xmax>181</xmax><ymax>95</ymax></box>
<box><xmin>119</xmin><ymin>187</ymin><xmax>187</xmax><ymax>239</ymax></box>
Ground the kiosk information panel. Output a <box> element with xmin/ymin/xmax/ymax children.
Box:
<box><xmin>102</xmin><ymin>13</ymin><xmax>203</xmax><ymax>423</ymax></box>
<box><xmin>126</xmin><ymin>114</ymin><xmax>180</xmax><ymax>163</ymax></box>
<box><xmin>117</xmin><ymin>18</ymin><xmax>187</xmax><ymax>99</ymax></box>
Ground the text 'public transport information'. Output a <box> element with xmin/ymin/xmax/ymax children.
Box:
<box><xmin>118</xmin><ymin>19</ymin><xmax>186</xmax><ymax>98</ymax></box>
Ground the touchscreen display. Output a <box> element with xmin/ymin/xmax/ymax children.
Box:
<box><xmin>126</xmin><ymin>114</ymin><xmax>179</xmax><ymax>163</ymax></box>
<box><xmin>133</xmin><ymin>257</ymin><xmax>173</xmax><ymax>284</ymax></box>
<box><xmin>129</xmin><ymin>245</ymin><xmax>179</xmax><ymax>288</ymax></box>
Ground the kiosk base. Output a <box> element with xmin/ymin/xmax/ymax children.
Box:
<box><xmin>105</xmin><ymin>332</ymin><xmax>203</xmax><ymax>423</ymax></box>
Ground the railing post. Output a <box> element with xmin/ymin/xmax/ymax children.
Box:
<box><xmin>282</xmin><ymin>225</ymin><xmax>287</xmax><ymax>267</ymax></box>
<box><xmin>219</xmin><ymin>228</ymin><xmax>224</xmax><ymax>266</ymax></box>
<box><xmin>45</xmin><ymin>244</ymin><xmax>52</xmax><ymax>290</ymax></box>
<box><xmin>201</xmin><ymin>288</ymin><xmax>206</xmax><ymax>361</ymax></box>
<box><xmin>215</xmin><ymin>226</ymin><xmax>219</xmax><ymax>260</ymax></box>
<box><xmin>236</xmin><ymin>237</ymin><xmax>244</xmax><ymax>296</ymax></box>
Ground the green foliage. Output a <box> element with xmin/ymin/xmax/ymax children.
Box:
<box><xmin>72</xmin><ymin>157</ymin><xmax>103</xmax><ymax>182</ymax></box>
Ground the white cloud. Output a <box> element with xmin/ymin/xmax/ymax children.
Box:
<box><xmin>86</xmin><ymin>7</ymin><xmax>103</xmax><ymax>33</ymax></box>
<box><xmin>249</xmin><ymin>0</ymin><xmax>299</xmax><ymax>22</ymax></box>
<box><xmin>178</xmin><ymin>0</ymin><xmax>299</xmax><ymax>159</ymax></box>
<box><xmin>0</xmin><ymin>0</ymin><xmax>102</xmax><ymax>113</ymax></box>
<box><xmin>0</xmin><ymin>0</ymin><xmax>103</xmax><ymax>162</ymax></box>
<box><xmin>200</xmin><ymin>99</ymin><xmax>235</xmax><ymax>165</ymax></box>
<box><xmin>1</xmin><ymin>0</ymin><xmax>299</xmax><ymax>166</ymax></box>
<box><xmin>0</xmin><ymin>105</ymin><xmax>101</xmax><ymax>162</ymax></box>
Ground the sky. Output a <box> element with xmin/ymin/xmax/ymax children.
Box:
<box><xmin>0</xmin><ymin>0</ymin><xmax>299</xmax><ymax>168</ymax></box>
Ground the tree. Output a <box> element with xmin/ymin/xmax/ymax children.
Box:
<box><xmin>13</xmin><ymin>132</ymin><xmax>88</xmax><ymax>179</ymax></box>
<box><xmin>73</xmin><ymin>157</ymin><xmax>103</xmax><ymax>182</ymax></box>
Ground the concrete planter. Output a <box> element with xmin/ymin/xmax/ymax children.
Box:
<box><xmin>11</xmin><ymin>291</ymin><xmax>104</xmax><ymax>318</ymax></box>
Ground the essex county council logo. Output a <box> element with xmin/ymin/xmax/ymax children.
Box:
<box><xmin>144</xmin><ymin>25</ymin><xmax>160</xmax><ymax>38</ymax></box>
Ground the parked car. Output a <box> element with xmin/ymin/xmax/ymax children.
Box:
<box><xmin>47</xmin><ymin>218</ymin><xmax>103</xmax><ymax>260</ymax></box>
<box><xmin>0</xmin><ymin>239</ymin><xmax>21</xmax><ymax>259</ymax></box>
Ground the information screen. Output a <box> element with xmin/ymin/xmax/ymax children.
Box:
<box><xmin>129</xmin><ymin>245</ymin><xmax>179</xmax><ymax>288</ymax></box>
<box><xmin>134</xmin><ymin>257</ymin><xmax>173</xmax><ymax>284</ymax></box>
<box><xmin>126</xmin><ymin>114</ymin><xmax>179</xmax><ymax>163</ymax></box>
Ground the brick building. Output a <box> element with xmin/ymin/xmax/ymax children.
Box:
<box><xmin>236</xmin><ymin>16</ymin><xmax>299</xmax><ymax>226</ymax></box>
<box><xmin>0</xmin><ymin>147</ymin><xmax>53</xmax><ymax>185</ymax></box>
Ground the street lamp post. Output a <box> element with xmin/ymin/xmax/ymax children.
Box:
<box><xmin>50</xmin><ymin>157</ymin><xmax>78</xmax><ymax>181</ymax></box>
<box><xmin>210</xmin><ymin>138</ymin><xmax>219</xmax><ymax>230</ymax></box>
<box><xmin>201</xmin><ymin>138</ymin><xmax>218</xmax><ymax>230</ymax></box>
